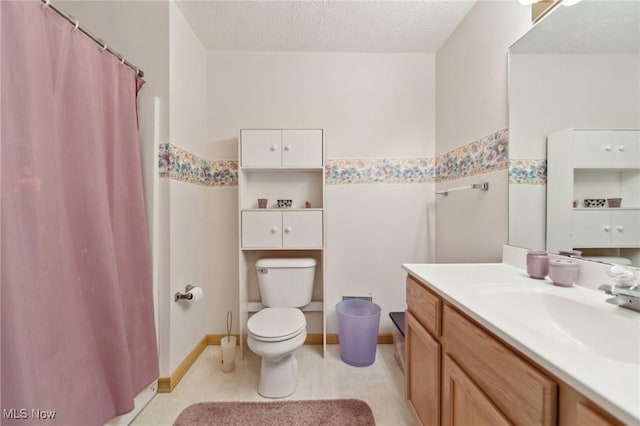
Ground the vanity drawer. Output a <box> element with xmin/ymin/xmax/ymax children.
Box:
<box><xmin>443</xmin><ymin>304</ymin><xmax>557</xmax><ymax>426</ymax></box>
<box><xmin>406</xmin><ymin>275</ymin><xmax>442</xmax><ymax>337</ymax></box>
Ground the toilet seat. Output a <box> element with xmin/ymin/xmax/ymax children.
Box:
<box><xmin>248</xmin><ymin>308</ymin><xmax>306</xmax><ymax>342</ymax></box>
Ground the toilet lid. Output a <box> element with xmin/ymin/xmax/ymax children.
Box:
<box><xmin>247</xmin><ymin>308</ymin><xmax>306</xmax><ymax>341</ymax></box>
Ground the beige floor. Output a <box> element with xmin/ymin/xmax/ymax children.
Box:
<box><xmin>132</xmin><ymin>344</ymin><xmax>415</xmax><ymax>426</ymax></box>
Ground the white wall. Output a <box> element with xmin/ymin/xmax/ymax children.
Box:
<box><xmin>435</xmin><ymin>1</ymin><xmax>531</xmax><ymax>262</ymax></box>
<box><xmin>206</xmin><ymin>52</ymin><xmax>435</xmax><ymax>160</ymax></box>
<box><xmin>508</xmin><ymin>54</ymin><xmax>640</xmax><ymax>251</ymax></box>
<box><xmin>510</xmin><ymin>54</ymin><xmax>640</xmax><ymax>159</ymax></box>
<box><xmin>166</xmin><ymin>2</ymin><xmax>210</xmax><ymax>374</ymax></box>
<box><xmin>207</xmin><ymin>51</ymin><xmax>436</xmax><ymax>333</ymax></box>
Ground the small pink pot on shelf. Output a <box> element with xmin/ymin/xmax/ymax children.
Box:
<box><xmin>607</xmin><ymin>198</ymin><xmax>622</xmax><ymax>208</ymax></box>
<box><xmin>548</xmin><ymin>258</ymin><xmax>579</xmax><ymax>287</ymax></box>
<box><xmin>527</xmin><ymin>250</ymin><xmax>549</xmax><ymax>279</ymax></box>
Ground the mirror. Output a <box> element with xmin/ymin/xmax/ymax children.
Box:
<box><xmin>508</xmin><ymin>0</ymin><xmax>640</xmax><ymax>267</ymax></box>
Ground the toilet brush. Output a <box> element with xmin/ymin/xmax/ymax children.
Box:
<box><xmin>221</xmin><ymin>311</ymin><xmax>236</xmax><ymax>372</ymax></box>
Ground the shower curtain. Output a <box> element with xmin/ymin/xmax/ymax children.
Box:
<box><xmin>1</xmin><ymin>2</ymin><xmax>159</xmax><ymax>425</ymax></box>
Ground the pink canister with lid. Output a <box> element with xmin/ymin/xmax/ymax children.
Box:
<box><xmin>526</xmin><ymin>250</ymin><xmax>549</xmax><ymax>279</ymax></box>
<box><xmin>548</xmin><ymin>258</ymin><xmax>579</xmax><ymax>287</ymax></box>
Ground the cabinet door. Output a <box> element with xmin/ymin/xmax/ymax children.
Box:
<box><xmin>282</xmin><ymin>211</ymin><xmax>323</xmax><ymax>248</ymax></box>
<box><xmin>572</xmin><ymin>210</ymin><xmax>612</xmax><ymax>247</ymax></box>
<box><xmin>241</xmin><ymin>211</ymin><xmax>282</xmax><ymax>248</ymax></box>
<box><xmin>611</xmin><ymin>210</ymin><xmax>640</xmax><ymax>247</ymax></box>
<box><xmin>442</xmin><ymin>355</ymin><xmax>512</xmax><ymax>426</ymax></box>
<box><xmin>573</xmin><ymin>130</ymin><xmax>613</xmax><ymax>167</ymax></box>
<box><xmin>443</xmin><ymin>305</ymin><xmax>557</xmax><ymax>425</ymax></box>
<box><xmin>282</xmin><ymin>130</ymin><xmax>323</xmax><ymax>168</ymax></box>
<box><xmin>241</xmin><ymin>130</ymin><xmax>282</xmax><ymax>167</ymax></box>
<box><xmin>612</xmin><ymin>131</ymin><xmax>640</xmax><ymax>168</ymax></box>
<box><xmin>406</xmin><ymin>311</ymin><xmax>440</xmax><ymax>426</ymax></box>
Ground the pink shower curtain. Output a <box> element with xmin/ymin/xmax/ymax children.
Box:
<box><xmin>1</xmin><ymin>2</ymin><xmax>159</xmax><ymax>425</ymax></box>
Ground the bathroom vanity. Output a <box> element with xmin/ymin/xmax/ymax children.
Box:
<box><xmin>402</xmin><ymin>263</ymin><xmax>639</xmax><ymax>426</ymax></box>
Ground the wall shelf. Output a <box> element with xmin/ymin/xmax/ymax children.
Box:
<box><xmin>547</xmin><ymin>128</ymin><xmax>640</xmax><ymax>257</ymax></box>
<box><xmin>238</xmin><ymin>128</ymin><xmax>326</xmax><ymax>358</ymax></box>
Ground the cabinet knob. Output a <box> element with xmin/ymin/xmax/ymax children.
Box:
<box><xmin>603</xmin><ymin>225</ymin><xmax>611</xmax><ymax>232</ymax></box>
<box><xmin>284</xmin><ymin>144</ymin><xmax>292</xmax><ymax>151</ymax></box>
<box><xmin>617</xmin><ymin>225</ymin><xmax>624</xmax><ymax>232</ymax></box>
<box><xmin>617</xmin><ymin>145</ymin><xmax>625</xmax><ymax>152</ymax></box>
<box><xmin>285</xmin><ymin>227</ymin><xmax>292</xmax><ymax>233</ymax></box>
<box><xmin>270</xmin><ymin>145</ymin><xmax>278</xmax><ymax>151</ymax></box>
<box><xmin>270</xmin><ymin>227</ymin><xmax>278</xmax><ymax>234</ymax></box>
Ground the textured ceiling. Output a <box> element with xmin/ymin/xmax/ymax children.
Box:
<box><xmin>175</xmin><ymin>1</ymin><xmax>476</xmax><ymax>53</ymax></box>
<box><xmin>511</xmin><ymin>0</ymin><xmax>640</xmax><ymax>54</ymax></box>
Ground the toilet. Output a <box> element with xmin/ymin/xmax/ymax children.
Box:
<box><xmin>247</xmin><ymin>258</ymin><xmax>316</xmax><ymax>398</ymax></box>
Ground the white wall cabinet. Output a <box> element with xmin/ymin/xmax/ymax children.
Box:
<box><xmin>547</xmin><ymin>128</ymin><xmax>640</xmax><ymax>255</ymax></box>
<box><xmin>240</xmin><ymin>129</ymin><xmax>323</xmax><ymax>168</ymax></box>
<box><xmin>573</xmin><ymin>130</ymin><xmax>640</xmax><ymax>169</ymax></box>
<box><xmin>242</xmin><ymin>210</ymin><xmax>323</xmax><ymax>248</ymax></box>
<box><xmin>238</xmin><ymin>128</ymin><xmax>326</xmax><ymax>358</ymax></box>
<box><xmin>573</xmin><ymin>210</ymin><xmax>640</xmax><ymax>248</ymax></box>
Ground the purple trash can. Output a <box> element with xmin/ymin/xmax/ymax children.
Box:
<box><xmin>336</xmin><ymin>299</ymin><xmax>381</xmax><ymax>367</ymax></box>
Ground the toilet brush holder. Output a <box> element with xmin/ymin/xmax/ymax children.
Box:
<box><xmin>221</xmin><ymin>311</ymin><xmax>235</xmax><ymax>372</ymax></box>
<box><xmin>220</xmin><ymin>336</ymin><xmax>236</xmax><ymax>373</ymax></box>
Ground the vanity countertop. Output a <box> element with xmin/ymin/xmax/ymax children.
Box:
<box><xmin>402</xmin><ymin>262</ymin><xmax>640</xmax><ymax>425</ymax></box>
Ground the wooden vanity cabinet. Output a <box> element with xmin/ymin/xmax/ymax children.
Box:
<box><xmin>442</xmin><ymin>304</ymin><xmax>557</xmax><ymax>426</ymax></box>
<box><xmin>405</xmin><ymin>273</ymin><xmax>629</xmax><ymax>426</ymax></box>
<box><xmin>405</xmin><ymin>276</ymin><xmax>442</xmax><ymax>426</ymax></box>
<box><xmin>559</xmin><ymin>386</ymin><xmax>624</xmax><ymax>426</ymax></box>
<box><xmin>406</xmin><ymin>311</ymin><xmax>441</xmax><ymax>426</ymax></box>
<box><xmin>442</xmin><ymin>355</ymin><xmax>511</xmax><ymax>426</ymax></box>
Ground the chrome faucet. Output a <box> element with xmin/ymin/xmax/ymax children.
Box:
<box><xmin>598</xmin><ymin>265</ymin><xmax>640</xmax><ymax>313</ymax></box>
<box><xmin>599</xmin><ymin>283</ymin><xmax>640</xmax><ymax>313</ymax></box>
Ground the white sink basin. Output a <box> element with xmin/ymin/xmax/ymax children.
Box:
<box><xmin>473</xmin><ymin>285</ymin><xmax>640</xmax><ymax>364</ymax></box>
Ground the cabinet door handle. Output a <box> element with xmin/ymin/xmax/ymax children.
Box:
<box><xmin>617</xmin><ymin>145</ymin><xmax>625</xmax><ymax>152</ymax></box>
<box><xmin>270</xmin><ymin>145</ymin><xmax>278</xmax><ymax>151</ymax></box>
<box><xmin>284</xmin><ymin>144</ymin><xmax>292</xmax><ymax>151</ymax></box>
<box><xmin>603</xmin><ymin>225</ymin><xmax>611</xmax><ymax>232</ymax></box>
<box><xmin>605</xmin><ymin>145</ymin><xmax>612</xmax><ymax>151</ymax></box>
<box><xmin>284</xmin><ymin>226</ymin><xmax>292</xmax><ymax>233</ymax></box>
<box><xmin>616</xmin><ymin>225</ymin><xmax>624</xmax><ymax>232</ymax></box>
<box><xmin>270</xmin><ymin>227</ymin><xmax>278</xmax><ymax>234</ymax></box>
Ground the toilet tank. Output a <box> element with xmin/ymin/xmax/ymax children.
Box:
<box><xmin>255</xmin><ymin>258</ymin><xmax>317</xmax><ymax>308</ymax></box>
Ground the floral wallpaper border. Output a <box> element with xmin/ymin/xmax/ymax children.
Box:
<box><xmin>158</xmin><ymin>143</ymin><xmax>238</xmax><ymax>187</ymax></box>
<box><xmin>159</xmin><ymin>129</ymin><xmax>518</xmax><ymax>187</ymax></box>
<box><xmin>436</xmin><ymin>129</ymin><xmax>509</xmax><ymax>183</ymax></box>
<box><xmin>325</xmin><ymin>158</ymin><xmax>435</xmax><ymax>185</ymax></box>
<box><xmin>509</xmin><ymin>159</ymin><xmax>547</xmax><ymax>185</ymax></box>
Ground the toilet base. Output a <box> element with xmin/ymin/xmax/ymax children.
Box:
<box><xmin>258</xmin><ymin>354</ymin><xmax>297</xmax><ymax>398</ymax></box>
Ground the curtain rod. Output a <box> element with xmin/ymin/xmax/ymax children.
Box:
<box><xmin>40</xmin><ymin>0</ymin><xmax>144</xmax><ymax>78</ymax></box>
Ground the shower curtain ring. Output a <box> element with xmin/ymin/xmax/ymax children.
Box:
<box><xmin>42</xmin><ymin>0</ymin><xmax>51</xmax><ymax>9</ymax></box>
<box><xmin>71</xmin><ymin>17</ymin><xmax>80</xmax><ymax>31</ymax></box>
<box><xmin>99</xmin><ymin>40</ymin><xmax>108</xmax><ymax>52</ymax></box>
<box><xmin>120</xmin><ymin>56</ymin><xmax>126</xmax><ymax>65</ymax></box>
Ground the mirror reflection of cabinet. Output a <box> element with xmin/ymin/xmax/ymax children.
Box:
<box><xmin>547</xmin><ymin>128</ymin><xmax>640</xmax><ymax>257</ymax></box>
